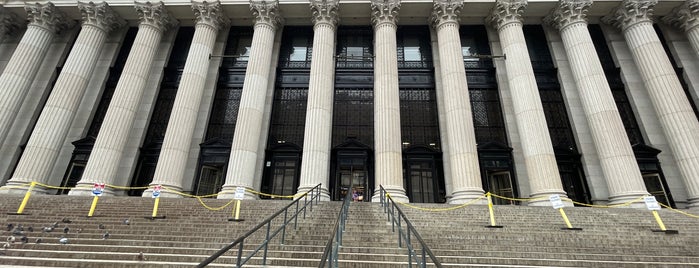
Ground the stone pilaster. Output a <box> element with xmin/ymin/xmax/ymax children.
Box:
<box><xmin>430</xmin><ymin>0</ymin><xmax>483</xmax><ymax>204</ymax></box>
<box><xmin>370</xmin><ymin>0</ymin><xmax>408</xmax><ymax>203</ymax></box>
<box><xmin>296</xmin><ymin>0</ymin><xmax>339</xmax><ymax>200</ymax></box>
<box><xmin>219</xmin><ymin>0</ymin><xmax>282</xmax><ymax>199</ymax></box>
<box><xmin>3</xmin><ymin>2</ymin><xmax>123</xmax><ymax>193</ymax></box>
<box><xmin>146</xmin><ymin>0</ymin><xmax>227</xmax><ymax>197</ymax></box>
<box><xmin>71</xmin><ymin>1</ymin><xmax>176</xmax><ymax>196</ymax></box>
<box><xmin>663</xmin><ymin>0</ymin><xmax>699</xmax><ymax>59</ymax></box>
<box><xmin>487</xmin><ymin>0</ymin><xmax>569</xmax><ymax>206</ymax></box>
<box><xmin>545</xmin><ymin>0</ymin><xmax>648</xmax><ymax>205</ymax></box>
<box><xmin>0</xmin><ymin>7</ymin><xmax>20</xmax><ymax>41</ymax></box>
<box><xmin>605</xmin><ymin>0</ymin><xmax>699</xmax><ymax>208</ymax></box>
<box><xmin>0</xmin><ymin>3</ymin><xmax>70</xmax><ymax>158</ymax></box>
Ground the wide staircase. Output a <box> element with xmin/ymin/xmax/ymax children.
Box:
<box><xmin>1</xmin><ymin>193</ymin><xmax>699</xmax><ymax>267</ymax></box>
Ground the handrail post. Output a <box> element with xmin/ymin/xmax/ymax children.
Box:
<box><xmin>303</xmin><ymin>194</ymin><xmax>308</xmax><ymax>219</ymax></box>
<box><xmin>282</xmin><ymin>209</ymin><xmax>288</xmax><ymax>245</ymax></box>
<box><xmin>294</xmin><ymin>201</ymin><xmax>299</xmax><ymax>229</ymax></box>
<box><xmin>263</xmin><ymin>221</ymin><xmax>271</xmax><ymax>265</ymax></box>
<box><xmin>397</xmin><ymin>214</ymin><xmax>402</xmax><ymax>247</ymax></box>
<box><xmin>421</xmin><ymin>247</ymin><xmax>427</xmax><ymax>268</ymax></box>
<box><xmin>236</xmin><ymin>240</ymin><xmax>244</xmax><ymax>267</ymax></box>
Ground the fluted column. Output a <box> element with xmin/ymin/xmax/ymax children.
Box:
<box><xmin>370</xmin><ymin>0</ymin><xmax>408</xmax><ymax>202</ymax></box>
<box><xmin>605</xmin><ymin>0</ymin><xmax>699</xmax><ymax>208</ymax></box>
<box><xmin>4</xmin><ymin>2</ymin><xmax>124</xmax><ymax>192</ymax></box>
<box><xmin>664</xmin><ymin>0</ymin><xmax>699</xmax><ymax>59</ymax></box>
<box><xmin>297</xmin><ymin>0</ymin><xmax>338</xmax><ymax>200</ymax></box>
<box><xmin>146</xmin><ymin>1</ymin><xmax>226</xmax><ymax>197</ymax></box>
<box><xmin>487</xmin><ymin>0</ymin><xmax>569</xmax><ymax>205</ymax></box>
<box><xmin>545</xmin><ymin>0</ymin><xmax>648</xmax><ymax>205</ymax></box>
<box><xmin>0</xmin><ymin>7</ymin><xmax>20</xmax><ymax>42</ymax></box>
<box><xmin>430</xmin><ymin>0</ymin><xmax>483</xmax><ymax>204</ymax></box>
<box><xmin>70</xmin><ymin>2</ymin><xmax>176</xmax><ymax>196</ymax></box>
<box><xmin>219</xmin><ymin>0</ymin><xmax>282</xmax><ymax>199</ymax></box>
<box><xmin>0</xmin><ymin>3</ymin><xmax>69</xmax><ymax>152</ymax></box>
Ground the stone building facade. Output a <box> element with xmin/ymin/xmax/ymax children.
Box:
<box><xmin>0</xmin><ymin>0</ymin><xmax>697</xmax><ymax>208</ymax></box>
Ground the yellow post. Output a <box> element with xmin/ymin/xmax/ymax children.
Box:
<box><xmin>88</xmin><ymin>196</ymin><xmax>99</xmax><ymax>217</ymax></box>
<box><xmin>151</xmin><ymin>197</ymin><xmax>160</xmax><ymax>218</ymax></box>
<box><xmin>487</xmin><ymin>193</ymin><xmax>497</xmax><ymax>226</ymax></box>
<box><xmin>651</xmin><ymin>210</ymin><xmax>667</xmax><ymax>231</ymax></box>
<box><xmin>558</xmin><ymin>208</ymin><xmax>573</xmax><ymax>229</ymax></box>
<box><xmin>16</xmin><ymin>182</ymin><xmax>36</xmax><ymax>214</ymax></box>
<box><xmin>234</xmin><ymin>200</ymin><xmax>241</xmax><ymax>219</ymax></box>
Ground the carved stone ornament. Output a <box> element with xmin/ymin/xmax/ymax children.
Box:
<box><xmin>0</xmin><ymin>7</ymin><xmax>20</xmax><ymax>36</ymax></box>
<box><xmin>24</xmin><ymin>2</ymin><xmax>73</xmax><ymax>34</ymax></box>
<box><xmin>663</xmin><ymin>0</ymin><xmax>699</xmax><ymax>32</ymax></box>
<box><xmin>602</xmin><ymin>0</ymin><xmax>658</xmax><ymax>31</ymax></box>
<box><xmin>486</xmin><ymin>0</ymin><xmax>527</xmax><ymax>30</ymax></box>
<box><xmin>371</xmin><ymin>0</ymin><xmax>400</xmax><ymax>27</ymax></box>
<box><xmin>544</xmin><ymin>0</ymin><xmax>591</xmax><ymax>30</ymax></box>
<box><xmin>310</xmin><ymin>0</ymin><xmax>339</xmax><ymax>27</ymax></box>
<box><xmin>430</xmin><ymin>0</ymin><xmax>463</xmax><ymax>29</ymax></box>
<box><xmin>250</xmin><ymin>0</ymin><xmax>283</xmax><ymax>29</ymax></box>
<box><xmin>193</xmin><ymin>1</ymin><xmax>229</xmax><ymax>29</ymax></box>
<box><xmin>78</xmin><ymin>1</ymin><xmax>126</xmax><ymax>33</ymax></box>
<box><xmin>135</xmin><ymin>1</ymin><xmax>177</xmax><ymax>32</ymax></box>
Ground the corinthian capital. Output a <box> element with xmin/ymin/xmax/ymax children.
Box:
<box><xmin>544</xmin><ymin>0</ymin><xmax>592</xmax><ymax>30</ymax></box>
<box><xmin>603</xmin><ymin>0</ymin><xmax>658</xmax><ymax>31</ymax></box>
<box><xmin>663</xmin><ymin>0</ymin><xmax>699</xmax><ymax>32</ymax></box>
<box><xmin>310</xmin><ymin>0</ymin><xmax>339</xmax><ymax>27</ymax></box>
<box><xmin>193</xmin><ymin>1</ymin><xmax>229</xmax><ymax>29</ymax></box>
<box><xmin>78</xmin><ymin>2</ymin><xmax>126</xmax><ymax>33</ymax></box>
<box><xmin>25</xmin><ymin>2</ymin><xmax>73</xmax><ymax>34</ymax></box>
<box><xmin>430</xmin><ymin>0</ymin><xmax>463</xmax><ymax>29</ymax></box>
<box><xmin>250</xmin><ymin>0</ymin><xmax>283</xmax><ymax>29</ymax></box>
<box><xmin>371</xmin><ymin>0</ymin><xmax>400</xmax><ymax>27</ymax></box>
<box><xmin>487</xmin><ymin>0</ymin><xmax>527</xmax><ymax>30</ymax></box>
<box><xmin>135</xmin><ymin>2</ymin><xmax>177</xmax><ymax>32</ymax></box>
<box><xmin>0</xmin><ymin>7</ymin><xmax>20</xmax><ymax>36</ymax></box>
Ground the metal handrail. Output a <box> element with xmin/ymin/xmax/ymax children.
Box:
<box><xmin>318</xmin><ymin>188</ymin><xmax>353</xmax><ymax>268</ymax></box>
<box><xmin>197</xmin><ymin>184</ymin><xmax>323</xmax><ymax>267</ymax></box>
<box><xmin>379</xmin><ymin>186</ymin><xmax>443</xmax><ymax>268</ymax></box>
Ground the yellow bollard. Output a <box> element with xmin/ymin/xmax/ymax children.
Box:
<box><xmin>558</xmin><ymin>208</ymin><xmax>573</xmax><ymax>229</ymax></box>
<box><xmin>228</xmin><ymin>200</ymin><xmax>245</xmax><ymax>222</ymax></box>
<box><xmin>651</xmin><ymin>210</ymin><xmax>666</xmax><ymax>231</ymax></box>
<box><xmin>15</xmin><ymin>182</ymin><xmax>37</xmax><ymax>215</ymax></box>
<box><xmin>88</xmin><ymin>196</ymin><xmax>99</xmax><ymax>217</ymax></box>
<box><xmin>485</xmin><ymin>193</ymin><xmax>503</xmax><ymax>228</ymax></box>
<box><xmin>151</xmin><ymin>197</ymin><xmax>160</xmax><ymax>218</ymax></box>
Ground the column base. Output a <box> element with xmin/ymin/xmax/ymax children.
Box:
<box><xmin>373</xmin><ymin>185</ymin><xmax>408</xmax><ymax>203</ymax></box>
<box><xmin>529</xmin><ymin>190</ymin><xmax>574</xmax><ymax>207</ymax></box>
<box><xmin>448</xmin><ymin>188</ymin><xmax>486</xmax><ymax>205</ymax></box>
<box><xmin>217</xmin><ymin>185</ymin><xmax>260</xmax><ymax>200</ymax></box>
<box><xmin>296</xmin><ymin>185</ymin><xmax>331</xmax><ymax>201</ymax></box>
<box><xmin>686</xmin><ymin>196</ymin><xmax>699</xmax><ymax>209</ymax></box>
<box><xmin>608</xmin><ymin>191</ymin><xmax>648</xmax><ymax>208</ymax></box>
<box><xmin>0</xmin><ymin>181</ymin><xmax>50</xmax><ymax>195</ymax></box>
<box><xmin>142</xmin><ymin>184</ymin><xmax>184</xmax><ymax>198</ymax></box>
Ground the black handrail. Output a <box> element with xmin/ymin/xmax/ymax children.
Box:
<box><xmin>318</xmin><ymin>188</ymin><xmax>353</xmax><ymax>268</ymax></box>
<box><xmin>379</xmin><ymin>186</ymin><xmax>443</xmax><ymax>268</ymax></box>
<box><xmin>197</xmin><ymin>184</ymin><xmax>323</xmax><ymax>267</ymax></box>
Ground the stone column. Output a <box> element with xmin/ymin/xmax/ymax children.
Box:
<box><xmin>0</xmin><ymin>3</ymin><xmax>69</xmax><ymax>152</ymax></box>
<box><xmin>605</xmin><ymin>0</ymin><xmax>699</xmax><ymax>208</ymax></box>
<box><xmin>370</xmin><ymin>0</ymin><xmax>408</xmax><ymax>202</ymax></box>
<box><xmin>664</xmin><ymin>0</ymin><xmax>699</xmax><ymax>59</ymax></box>
<box><xmin>545</xmin><ymin>0</ymin><xmax>648</xmax><ymax>205</ymax></box>
<box><xmin>487</xmin><ymin>0</ymin><xmax>569</xmax><ymax>205</ymax></box>
<box><xmin>70</xmin><ymin>2</ymin><xmax>176</xmax><ymax>196</ymax></box>
<box><xmin>0</xmin><ymin>7</ymin><xmax>20</xmax><ymax>42</ymax></box>
<box><xmin>297</xmin><ymin>0</ymin><xmax>338</xmax><ymax>200</ymax></box>
<box><xmin>219</xmin><ymin>0</ymin><xmax>282</xmax><ymax>199</ymax></box>
<box><xmin>146</xmin><ymin>1</ymin><xmax>227</xmax><ymax>197</ymax></box>
<box><xmin>3</xmin><ymin>2</ymin><xmax>124</xmax><ymax>192</ymax></box>
<box><xmin>430</xmin><ymin>0</ymin><xmax>483</xmax><ymax>204</ymax></box>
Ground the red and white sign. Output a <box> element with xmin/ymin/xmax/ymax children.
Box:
<box><xmin>92</xmin><ymin>183</ymin><xmax>105</xmax><ymax>196</ymax></box>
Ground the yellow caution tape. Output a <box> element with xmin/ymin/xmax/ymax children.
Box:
<box><xmin>392</xmin><ymin>194</ymin><xmax>487</xmax><ymax>212</ymax></box>
<box><xmin>659</xmin><ymin>202</ymin><xmax>699</xmax><ymax>219</ymax></box>
<box><xmin>196</xmin><ymin>197</ymin><xmax>236</xmax><ymax>211</ymax></box>
<box><xmin>566</xmin><ymin>195</ymin><xmax>646</xmax><ymax>208</ymax></box>
<box><xmin>490</xmin><ymin>193</ymin><xmax>549</xmax><ymax>202</ymax></box>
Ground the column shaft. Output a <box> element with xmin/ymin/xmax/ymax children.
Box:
<box><xmin>560</xmin><ymin>22</ymin><xmax>648</xmax><ymax>204</ymax></box>
<box><xmin>221</xmin><ymin>23</ymin><xmax>277</xmax><ymax>198</ymax></box>
<box><xmin>74</xmin><ymin>23</ymin><xmax>165</xmax><ymax>195</ymax></box>
<box><xmin>297</xmin><ymin>22</ymin><xmax>335</xmax><ymax>199</ymax></box>
<box><xmin>497</xmin><ymin>22</ymin><xmax>567</xmax><ymax>203</ymax></box>
<box><xmin>687</xmin><ymin>27</ymin><xmax>699</xmax><ymax>61</ymax></box>
<box><xmin>435</xmin><ymin>22</ymin><xmax>483</xmax><ymax>203</ymax></box>
<box><xmin>624</xmin><ymin>21</ymin><xmax>699</xmax><ymax>207</ymax></box>
<box><xmin>149</xmin><ymin>22</ymin><xmax>218</xmax><ymax>194</ymax></box>
<box><xmin>9</xmin><ymin>24</ymin><xmax>109</xmax><ymax>185</ymax></box>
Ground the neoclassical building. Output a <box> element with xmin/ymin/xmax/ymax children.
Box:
<box><xmin>0</xmin><ymin>0</ymin><xmax>697</xmax><ymax>208</ymax></box>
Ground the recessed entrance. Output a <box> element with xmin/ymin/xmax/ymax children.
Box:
<box><xmin>331</xmin><ymin>139</ymin><xmax>373</xmax><ymax>202</ymax></box>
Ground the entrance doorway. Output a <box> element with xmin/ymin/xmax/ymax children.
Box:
<box><xmin>195</xmin><ymin>165</ymin><xmax>224</xmax><ymax>196</ymax></box>
<box><xmin>486</xmin><ymin>171</ymin><xmax>514</xmax><ymax>205</ymax></box>
<box><xmin>403</xmin><ymin>147</ymin><xmax>443</xmax><ymax>203</ymax></box>
<box><xmin>331</xmin><ymin>139</ymin><xmax>373</xmax><ymax>201</ymax></box>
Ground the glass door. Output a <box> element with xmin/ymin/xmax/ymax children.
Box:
<box><xmin>195</xmin><ymin>165</ymin><xmax>224</xmax><ymax>196</ymax></box>
<box><xmin>643</xmin><ymin>173</ymin><xmax>670</xmax><ymax>206</ymax></box>
<box><xmin>487</xmin><ymin>171</ymin><xmax>514</xmax><ymax>205</ymax></box>
<box><xmin>334</xmin><ymin>154</ymin><xmax>368</xmax><ymax>201</ymax></box>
